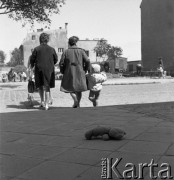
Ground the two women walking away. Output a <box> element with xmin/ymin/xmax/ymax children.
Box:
<box><xmin>30</xmin><ymin>33</ymin><xmax>58</xmax><ymax>110</ymax></box>
<box><xmin>30</xmin><ymin>34</ymin><xmax>106</xmax><ymax>110</ymax></box>
<box><xmin>59</xmin><ymin>36</ymin><xmax>90</xmax><ymax>108</ymax></box>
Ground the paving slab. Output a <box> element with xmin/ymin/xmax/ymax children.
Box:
<box><xmin>17</xmin><ymin>145</ymin><xmax>68</xmax><ymax>160</ymax></box>
<box><xmin>135</xmin><ymin>132</ymin><xmax>174</xmax><ymax>143</ymax></box>
<box><xmin>118</xmin><ymin>140</ymin><xmax>171</xmax><ymax>155</ymax></box>
<box><xmin>0</xmin><ymin>154</ymin><xmax>44</xmax><ymax>179</ymax></box>
<box><xmin>147</xmin><ymin>127</ymin><xmax>174</xmax><ymax>134</ymax></box>
<box><xmin>51</xmin><ymin>148</ymin><xmax>112</xmax><ymax>166</ymax></box>
<box><xmin>0</xmin><ymin>132</ymin><xmax>26</xmax><ymax>143</ymax></box>
<box><xmin>166</xmin><ymin>143</ymin><xmax>174</xmax><ymax>156</ymax></box>
<box><xmin>0</xmin><ymin>141</ymin><xmax>36</xmax><ymax>155</ymax></box>
<box><xmin>18</xmin><ymin>161</ymin><xmax>90</xmax><ymax>180</ymax></box>
<box><xmin>14</xmin><ymin>134</ymin><xmax>56</xmax><ymax>145</ymax></box>
<box><xmin>74</xmin><ymin>166</ymin><xmax>104</xmax><ymax>180</ymax></box>
<box><xmin>77</xmin><ymin>139</ymin><xmax>128</xmax><ymax>151</ymax></box>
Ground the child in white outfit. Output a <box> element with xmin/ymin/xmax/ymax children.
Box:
<box><xmin>86</xmin><ymin>64</ymin><xmax>107</xmax><ymax>106</ymax></box>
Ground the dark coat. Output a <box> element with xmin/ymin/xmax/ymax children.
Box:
<box><xmin>30</xmin><ymin>44</ymin><xmax>58</xmax><ymax>88</ymax></box>
<box><xmin>59</xmin><ymin>46</ymin><xmax>90</xmax><ymax>93</ymax></box>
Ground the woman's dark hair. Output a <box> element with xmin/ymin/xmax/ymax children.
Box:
<box><xmin>68</xmin><ymin>36</ymin><xmax>79</xmax><ymax>46</ymax></box>
<box><xmin>39</xmin><ymin>33</ymin><xmax>49</xmax><ymax>44</ymax></box>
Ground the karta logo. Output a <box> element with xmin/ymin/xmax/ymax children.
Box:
<box><xmin>101</xmin><ymin>158</ymin><xmax>173</xmax><ymax>179</ymax></box>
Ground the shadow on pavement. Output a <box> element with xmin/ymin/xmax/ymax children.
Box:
<box><xmin>116</xmin><ymin>101</ymin><xmax>174</xmax><ymax>111</ymax></box>
<box><xmin>3</xmin><ymin>101</ymin><xmax>174</xmax><ymax>122</ymax></box>
<box><xmin>4</xmin><ymin>100</ymin><xmax>174</xmax><ymax>113</ymax></box>
<box><xmin>6</xmin><ymin>101</ymin><xmax>40</xmax><ymax>110</ymax></box>
<box><xmin>0</xmin><ymin>84</ymin><xmax>22</xmax><ymax>89</ymax></box>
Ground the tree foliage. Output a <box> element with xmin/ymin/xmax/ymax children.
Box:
<box><xmin>0</xmin><ymin>50</ymin><xmax>6</xmax><ymax>64</ymax></box>
<box><xmin>7</xmin><ymin>47</ymin><xmax>23</xmax><ymax>67</ymax></box>
<box><xmin>94</xmin><ymin>39</ymin><xmax>122</xmax><ymax>60</ymax></box>
<box><xmin>0</xmin><ymin>0</ymin><xmax>65</xmax><ymax>26</ymax></box>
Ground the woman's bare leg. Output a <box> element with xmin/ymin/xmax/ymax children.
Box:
<box><xmin>49</xmin><ymin>91</ymin><xmax>53</xmax><ymax>105</ymax></box>
<box><xmin>38</xmin><ymin>86</ymin><xmax>44</xmax><ymax>106</ymax></box>
<box><xmin>76</xmin><ymin>92</ymin><xmax>82</xmax><ymax>107</ymax></box>
<box><xmin>44</xmin><ymin>86</ymin><xmax>50</xmax><ymax>110</ymax></box>
<box><xmin>70</xmin><ymin>92</ymin><xmax>79</xmax><ymax>108</ymax></box>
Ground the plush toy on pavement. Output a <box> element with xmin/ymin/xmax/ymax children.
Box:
<box><xmin>85</xmin><ymin>126</ymin><xmax>126</xmax><ymax>141</ymax></box>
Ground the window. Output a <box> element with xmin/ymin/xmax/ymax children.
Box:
<box><xmin>58</xmin><ymin>48</ymin><xmax>64</xmax><ymax>52</ymax></box>
<box><xmin>32</xmin><ymin>35</ymin><xmax>36</xmax><ymax>40</ymax></box>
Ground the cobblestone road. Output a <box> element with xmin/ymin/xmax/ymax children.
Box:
<box><xmin>0</xmin><ymin>79</ymin><xmax>174</xmax><ymax>112</ymax></box>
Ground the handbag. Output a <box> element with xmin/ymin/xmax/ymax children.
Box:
<box><xmin>28</xmin><ymin>80</ymin><xmax>35</xmax><ymax>93</ymax></box>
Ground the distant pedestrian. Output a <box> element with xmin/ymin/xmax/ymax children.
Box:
<box><xmin>157</xmin><ymin>64</ymin><xmax>164</xmax><ymax>78</ymax></box>
<box><xmin>13</xmin><ymin>72</ymin><xmax>17</xmax><ymax>82</ymax></box>
<box><xmin>136</xmin><ymin>62</ymin><xmax>142</xmax><ymax>76</ymax></box>
<box><xmin>59</xmin><ymin>36</ymin><xmax>90</xmax><ymax>108</ymax></box>
<box><xmin>158</xmin><ymin>57</ymin><xmax>164</xmax><ymax>78</ymax></box>
<box><xmin>86</xmin><ymin>64</ymin><xmax>107</xmax><ymax>107</ymax></box>
<box><xmin>158</xmin><ymin>57</ymin><xmax>164</xmax><ymax>69</ymax></box>
<box><xmin>22</xmin><ymin>72</ymin><xmax>27</xmax><ymax>81</ymax></box>
<box><xmin>30</xmin><ymin>33</ymin><xmax>58</xmax><ymax>110</ymax></box>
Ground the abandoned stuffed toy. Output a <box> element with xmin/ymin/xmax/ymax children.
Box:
<box><xmin>85</xmin><ymin>126</ymin><xmax>126</xmax><ymax>141</ymax></box>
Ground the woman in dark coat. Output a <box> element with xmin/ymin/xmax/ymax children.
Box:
<box><xmin>59</xmin><ymin>36</ymin><xmax>90</xmax><ymax>108</ymax></box>
<box><xmin>30</xmin><ymin>33</ymin><xmax>58</xmax><ymax>110</ymax></box>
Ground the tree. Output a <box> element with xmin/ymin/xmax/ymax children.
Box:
<box><xmin>0</xmin><ymin>0</ymin><xmax>65</xmax><ymax>27</ymax></box>
<box><xmin>94</xmin><ymin>39</ymin><xmax>110</xmax><ymax>60</ymax></box>
<box><xmin>0</xmin><ymin>50</ymin><xmax>6</xmax><ymax>64</ymax></box>
<box><xmin>7</xmin><ymin>47</ymin><xmax>23</xmax><ymax>67</ymax></box>
<box><xmin>94</xmin><ymin>39</ymin><xmax>123</xmax><ymax>60</ymax></box>
<box><xmin>107</xmin><ymin>46</ymin><xmax>123</xmax><ymax>60</ymax></box>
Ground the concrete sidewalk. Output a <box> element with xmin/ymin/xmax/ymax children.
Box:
<box><xmin>0</xmin><ymin>105</ymin><xmax>174</xmax><ymax>179</ymax></box>
<box><xmin>103</xmin><ymin>76</ymin><xmax>174</xmax><ymax>85</ymax></box>
<box><xmin>0</xmin><ymin>79</ymin><xmax>174</xmax><ymax>180</ymax></box>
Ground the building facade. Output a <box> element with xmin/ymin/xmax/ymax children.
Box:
<box><xmin>77</xmin><ymin>40</ymin><xmax>104</xmax><ymax>63</ymax></box>
<box><xmin>141</xmin><ymin>0</ymin><xmax>174</xmax><ymax>73</ymax></box>
<box><xmin>22</xmin><ymin>25</ymin><xmax>103</xmax><ymax>67</ymax></box>
<box><xmin>22</xmin><ymin>24</ymin><xmax>68</xmax><ymax>67</ymax></box>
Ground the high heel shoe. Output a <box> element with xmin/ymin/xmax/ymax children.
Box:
<box><xmin>45</xmin><ymin>104</ymin><xmax>49</xmax><ymax>110</ymax></box>
<box><xmin>72</xmin><ymin>102</ymin><xmax>80</xmax><ymax>108</ymax></box>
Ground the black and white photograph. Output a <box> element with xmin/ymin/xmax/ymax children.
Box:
<box><xmin>0</xmin><ymin>0</ymin><xmax>174</xmax><ymax>179</ymax></box>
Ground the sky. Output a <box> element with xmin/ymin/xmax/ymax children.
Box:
<box><xmin>0</xmin><ymin>0</ymin><xmax>142</xmax><ymax>62</ymax></box>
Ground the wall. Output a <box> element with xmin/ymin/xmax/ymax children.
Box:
<box><xmin>23</xmin><ymin>29</ymin><xmax>68</xmax><ymax>67</ymax></box>
<box><xmin>77</xmin><ymin>40</ymin><xmax>104</xmax><ymax>63</ymax></box>
<box><xmin>141</xmin><ymin>0</ymin><xmax>174</xmax><ymax>72</ymax></box>
<box><xmin>23</xmin><ymin>33</ymin><xmax>105</xmax><ymax>66</ymax></box>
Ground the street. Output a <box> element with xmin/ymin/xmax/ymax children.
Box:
<box><xmin>0</xmin><ymin>79</ymin><xmax>174</xmax><ymax>112</ymax></box>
